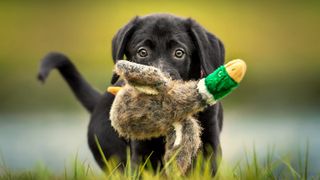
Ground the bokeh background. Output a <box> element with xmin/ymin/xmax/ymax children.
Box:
<box><xmin>0</xmin><ymin>0</ymin><xmax>319</xmax><ymax>175</ymax></box>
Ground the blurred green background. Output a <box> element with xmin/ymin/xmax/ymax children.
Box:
<box><xmin>1</xmin><ymin>1</ymin><xmax>319</xmax><ymax>113</ymax></box>
<box><xmin>0</xmin><ymin>0</ymin><xmax>320</xmax><ymax>174</ymax></box>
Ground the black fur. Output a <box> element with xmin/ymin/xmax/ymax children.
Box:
<box><xmin>38</xmin><ymin>14</ymin><xmax>225</xmax><ymax>175</ymax></box>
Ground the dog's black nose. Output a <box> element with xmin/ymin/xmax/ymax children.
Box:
<box><xmin>150</xmin><ymin>60</ymin><xmax>182</xmax><ymax>80</ymax></box>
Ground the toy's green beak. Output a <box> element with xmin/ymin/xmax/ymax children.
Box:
<box><xmin>199</xmin><ymin>59</ymin><xmax>247</xmax><ymax>103</ymax></box>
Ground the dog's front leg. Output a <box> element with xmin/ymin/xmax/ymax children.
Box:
<box><xmin>130</xmin><ymin>137</ymin><xmax>166</xmax><ymax>171</ymax></box>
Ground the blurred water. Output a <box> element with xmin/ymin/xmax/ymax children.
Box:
<box><xmin>222</xmin><ymin>110</ymin><xmax>320</xmax><ymax>176</ymax></box>
<box><xmin>0</xmin><ymin>111</ymin><xmax>319</xmax><ymax>174</ymax></box>
<box><xmin>0</xmin><ymin>113</ymin><xmax>100</xmax><ymax>173</ymax></box>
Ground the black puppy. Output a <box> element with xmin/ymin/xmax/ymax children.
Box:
<box><xmin>38</xmin><ymin>14</ymin><xmax>225</xmax><ymax>175</ymax></box>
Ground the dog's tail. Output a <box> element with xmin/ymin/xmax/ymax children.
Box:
<box><xmin>37</xmin><ymin>52</ymin><xmax>101</xmax><ymax>113</ymax></box>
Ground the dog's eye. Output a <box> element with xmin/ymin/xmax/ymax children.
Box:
<box><xmin>174</xmin><ymin>49</ymin><xmax>185</xmax><ymax>59</ymax></box>
<box><xmin>137</xmin><ymin>48</ymin><xmax>148</xmax><ymax>58</ymax></box>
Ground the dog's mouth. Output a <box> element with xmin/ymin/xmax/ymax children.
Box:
<box><xmin>129</xmin><ymin>60</ymin><xmax>183</xmax><ymax>80</ymax></box>
<box><xmin>160</xmin><ymin>69</ymin><xmax>182</xmax><ymax>80</ymax></box>
<box><xmin>150</xmin><ymin>65</ymin><xmax>182</xmax><ymax>80</ymax></box>
<box><xmin>169</xmin><ymin>73</ymin><xmax>182</xmax><ymax>81</ymax></box>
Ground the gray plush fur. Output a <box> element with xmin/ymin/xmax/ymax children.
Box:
<box><xmin>110</xmin><ymin>60</ymin><xmax>210</xmax><ymax>174</ymax></box>
<box><xmin>165</xmin><ymin>117</ymin><xmax>202</xmax><ymax>174</ymax></box>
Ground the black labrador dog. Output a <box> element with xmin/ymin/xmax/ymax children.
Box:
<box><xmin>38</xmin><ymin>14</ymin><xmax>225</xmax><ymax>175</ymax></box>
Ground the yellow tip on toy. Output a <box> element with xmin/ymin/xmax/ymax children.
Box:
<box><xmin>225</xmin><ymin>59</ymin><xmax>247</xmax><ymax>83</ymax></box>
<box><xmin>107</xmin><ymin>86</ymin><xmax>122</xmax><ymax>95</ymax></box>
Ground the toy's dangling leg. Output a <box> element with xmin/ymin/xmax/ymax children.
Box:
<box><xmin>164</xmin><ymin>117</ymin><xmax>202</xmax><ymax>175</ymax></box>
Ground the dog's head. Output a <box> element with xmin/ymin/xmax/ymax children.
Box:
<box><xmin>111</xmin><ymin>14</ymin><xmax>225</xmax><ymax>84</ymax></box>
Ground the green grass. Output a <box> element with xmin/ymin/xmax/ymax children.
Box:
<box><xmin>0</xmin><ymin>141</ymin><xmax>318</xmax><ymax>180</ymax></box>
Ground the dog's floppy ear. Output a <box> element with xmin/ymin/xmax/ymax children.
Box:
<box><xmin>187</xmin><ymin>19</ymin><xmax>225</xmax><ymax>77</ymax></box>
<box><xmin>111</xmin><ymin>16</ymin><xmax>139</xmax><ymax>84</ymax></box>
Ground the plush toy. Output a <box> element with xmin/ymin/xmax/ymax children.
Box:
<box><xmin>108</xmin><ymin>59</ymin><xmax>246</xmax><ymax>174</ymax></box>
